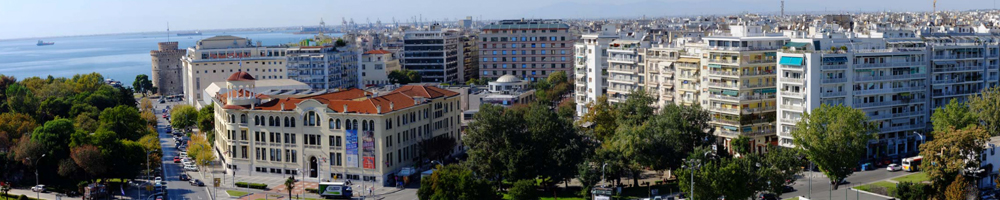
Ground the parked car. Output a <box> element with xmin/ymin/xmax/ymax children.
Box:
<box><xmin>173</xmin><ymin>156</ymin><xmax>180</xmax><ymax>163</ymax></box>
<box><xmin>887</xmin><ymin>164</ymin><xmax>902</xmax><ymax>172</ymax></box>
<box><xmin>782</xmin><ymin>185</ymin><xmax>795</xmax><ymax>192</ymax></box>
<box><xmin>758</xmin><ymin>193</ymin><xmax>777</xmax><ymax>200</ymax></box>
<box><xmin>154</xmin><ymin>177</ymin><xmax>162</xmax><ymax>185</ymax></box>
<box><xmin>184</xmin><ymin>165</ymin><xmax>198</xmax><ymax>171</ymax></box>
<box><xmin>189</xmin><ymin>179</ymin><xmax>205</xmax><ymax>186</ymax></box>
<box><xmin>179</xmin><ymin>174</ymin><xmax>189</xmax><ymax>181</ymax></box>
<box><xmin>30</xmin><ymin>185</ymin><xmax>45</xmax><ymax>192</ymax></box>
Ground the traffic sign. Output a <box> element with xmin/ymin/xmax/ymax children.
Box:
<box><xmin>213</xmin><ymin>178</ymin><xmax>221</xmax><ymax>187</ymax></box>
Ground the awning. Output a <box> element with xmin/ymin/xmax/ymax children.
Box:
<box><xmin>723</xmin><ymin>126</ymin><xmax>738</xmax><ymax>131</ymax></box>
<box><xmin>708</xmin><ymin>88</ymin><xmax>722</xmax><ymax>93</ymax></box>
<box><xmin>659</xmin><ymin>61</ymin><xmax>674</xmax><ymax>67</ymax></box>
<box><xmin>764</xmin><ymin>52</ymin><xmax>777</xmax><ymax>57</ymax></box>
<box><xmin>784</xmin><ymin>42</ymin><xmax>809</xmax><ymax>48</ymax></box>
<box><xmin>683</xmin><ymin>80</ymin><xmax>689</xmax><ymax>84</ymax></box>
<box><xmin>677</xmin><ymin>57</ymin><xmax>700</xmax><ymax>63</ymax></box>
<box><xmin>709</xmin><ymin>64</ymin><xmax>723</xmax><ymax>68</ymax></box>
<box><xmin>743</xmin><ymin>127</ymin><xmax>753</xmax><ymax>132</ymax></box>
<box><xmin>722</xmin><ymin>90</ymin><xmax>739</xmax><ymax>96</ymax></box>
<box><xmin>779</xmin><ymin>57</ymin><xmax>803</xmax><ymax>66</ymax></box>
<box><xmin>761</xmin><ymin>88</ymin><xmax>777</xmax><ymax>93</ymax></box>
<box><xmin>822</xmin><ymin>57</ymin><xmax>848</xmax><ymax>63</ymax></box>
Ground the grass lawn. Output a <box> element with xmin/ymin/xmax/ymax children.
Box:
<box><xmin>501</xmin><ymin>182</ymin><xmax>679</xmax><ymax>200</ymax></box>
<box><xmin>0</xmin><ymin>193</ymin><xmax>42</xmax><ymax>200</ymax></box>
<box><xmin>226</xmin><ymin>190</ymin><xmax>250</xmax><ymax>197</ymax></box>
<box><xmin>891</xmin><ymin>172</ymin><xmax>928</xmax><ymax>183</ymax></box>
<box><xmin>782</xmin><ymin>197</ymin><xmax>799</xmax><ymax>200</ymax></box>
<box><xmin>853</xmin><ymin>181</ymin><xmax>897</xmax><ymax>196</ymax></box>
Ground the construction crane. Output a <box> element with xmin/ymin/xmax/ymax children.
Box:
<box><xmin>933</xmin><ymin>0</ymin><xmax>937</xmax><ymax>13</ymax></box>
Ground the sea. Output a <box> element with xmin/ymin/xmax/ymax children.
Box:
<box><xmin>0</xmin><ymin>30</ymin><xmax>328</xmax><ymax>86</ymax></box>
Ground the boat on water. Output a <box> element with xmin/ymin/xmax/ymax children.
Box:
<box><xmin>36</xmin><ymin>40</ymin><xmax>54</xmax><ymax>46</ymax></box>
<box><xmin>176</xmin><ymin>31</ymin><xmax>202</xmax><ymax>36</ymax></box>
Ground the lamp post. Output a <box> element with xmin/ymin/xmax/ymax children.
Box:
<box><xmin>30</xmin><ymin>154</ymin><xmax>46</xmax><ymax>200</ymax></box>
<box><xmin>141</xmin><ymin>150</ymin><xmax>154</xmax><ymax>200</ymax></box>
<box><xmin>682</xmin><ymin>159</ymin><xmax>700</xmax><ymax>200</ymax></box>
<box><xmin>601</xmin><ymin>163</ymin><xmax>608</xmax><ymax>188</ymax></box>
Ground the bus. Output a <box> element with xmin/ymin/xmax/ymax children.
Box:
<box><xmin>318</xmin><ymin>182</ymin><xmax>353</xmax><ymax>199</ymax></box>
<box><xmin>902</xmin><ymin>156</ymin><xmax>923</xmax><ymax>172</ymax></box>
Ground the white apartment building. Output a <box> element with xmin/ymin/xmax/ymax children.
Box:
<box><xmin>182</xmin><ymin>35</ymin><xmax>289</xmax><ymax>108</ymax></box>
<box><xmin>776</xmin><ymin>27</ymin><xmax>931</xmax><ymax>162</ymax></box>
<box><xmin>211</xmin><ymin>72</ymin><xmax>462</xmax><ymax>184</ymax></box>
<box><xmin>702</xmin><ymin>26</ymin><xmax>785</xmax><ymax>153</ymax></box>
<box><xmin>644</xmin><ymin>47</ymin><xmax>681</xmax><ymax>107</ymax></box>
<box><xmin>402</xmin><ymin>28</ymin><xmax>466</xmax><ymax>83</ymax></box>
<box><xmin>574</xmin><ymin>29</ymin><xmax>618</xmax><ymax>116</ymax></box>
<box><xmin>924</xmin><ymin>35</ymin><xmax>1000</xmax><ymax>108</ymax></box>
<box><xmin>606</xmin><ymin>40</ymin><xmax>650</xmax><ymax>103</ymax></box>
<box><xmin>285</xmin><ymin>45</ymin><xmax>361</xmax><ymax>91</ymax></box>
<box><xmin>360</xmin><ymin>50</ymin><xmax>401</xmax><ymax>88</ymax></box>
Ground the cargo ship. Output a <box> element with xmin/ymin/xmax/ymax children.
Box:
<box><xmin>176</xmin><ymin>31</ymin><xmax>202</xmax><ymax>36</ymax></box>
<box><xmin>36</xmin><ymin>40</ymin><xmax>54</xmax><ymax>46</ymax></box>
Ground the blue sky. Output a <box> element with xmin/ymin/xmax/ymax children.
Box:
<box><xmin>0</xmin><ymin>0</ymin><xmax>988</xmax><ymax>39</ymax></box>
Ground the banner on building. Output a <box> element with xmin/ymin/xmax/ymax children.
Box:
<box><xmin>362</xmin><ymin>131</ymin><xmax>376</xmax><ymax>169</ymax></box>
<box><xmin>346</xmin><ymin>130</ymin><xmax>359</xmax><ymax>168</ymax></box>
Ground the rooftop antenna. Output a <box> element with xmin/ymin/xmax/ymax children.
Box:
<box><xmin>933</xmin><ymin>0</ymin><xmax>937</xmax><ymax>13</ymax></box>
<box><xmin>167</xmin><ymin>22</ymin><xmax>170</xmax><ymax>42</ymax></box>
<box><xmin>781</xmin><ymin>0</ymin><xmax>785</xmax><ymax>16</ymax></box>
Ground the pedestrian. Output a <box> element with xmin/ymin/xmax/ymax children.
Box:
<box><xmin>369</xmin><ymin>186</ymin><xmax>373</xmax><ymax>196</ymax></box>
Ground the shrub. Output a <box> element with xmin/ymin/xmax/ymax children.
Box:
<box><xmin>306</xmin><ymin>188</ymin><xmax>319</xmax><ymax>193</ymax></box>
<box><xmin>896</xmin><ymin>181</ymin><xmax>930</xmax><ymax>200</ymax></box>
<box><xmin>235</xmin><ymin>182</ymin><xmax>268</xmax><ymax>189</ymax></box>
<box><xmin>508</xmin><ymin>180</ymin><xmax>538</xmax><ymax>200</ymax></box>
<box><xmin>17</xmin><ymin>194</ymin><xmax>26</xmax><ymax>200</ymax></box>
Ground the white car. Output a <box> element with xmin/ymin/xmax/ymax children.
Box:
<box><xmin>887</xmin><ymin>164</ymin><xmax>902</xmax><ymax>172</ymax></box>
<box><xmin>184</xmin><ymin>165</ymin><xmax>198</xmax><ymax>171</ymax></box>
<box><xmin>30</xmin><ymin>185</ymin><xmax>45</xmax><ymax>192</ymax></box>
<box><xmin>154</xmin><ymin>176</ymin><xmax>162</xmax><ymax>185</ymax></box>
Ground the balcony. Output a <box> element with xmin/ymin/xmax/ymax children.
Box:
<box><xmin>932</xmin><ymin>78</ymin><xmax>983</xmax><ymax>84</ymax></box>
<box><xmin>853</xmin><ymin>86</ymin><xmax>926</xmax><ymax>95</ymax></box>
<box><xmin>711</xmin><ymin>107</ymin><xmax>740</xmax><ymax>113</ymax></box>
<box><xmin>708</xmin><ymin>82</ymin><xmax>739</xmax><ymax>89</ymax></box>
<box><xmin>709</xmin><ymin>59</ymin><xmax>739</xmax><ymax>64</ymax></box>
<box><xmin>779</xmin><ymin>104</ymin><xmax>804</xmax><ymax>111</ymax></box>
<box><xmin>608</xmin><ymin>46</ymin><xmax>639</xmax><ymax>52</ymax></box>
<box><xmin>880</xmin><ymin>124</ymin><xmax>926</xmax><ymax>133</ymax></box>
<box><xmin>779</xmin><ymin>118</ymin><xmax>800</xmax><ymax>124</ymax></box>
<box><xmin>780</xmin><ymin>91</ymin><xmax>804</xmax><ymax>97</ymax></box>
<box><xmin>782</xmin><ymin>77</ymin><xmax>806</xmax><ymax>84</ymax></box>
<box><xmin>743</xmin><ymin>70</ymin><xmax>776</xmax><ymax>76</ymax></box>
<box><xmin>933</xmin><ymin>89</ymin><xmax>982</xmax><ymax>97</ymax></box>
<box><xmin>711</xmin><ymin>117</ymin><xmax>740</xmax><ymax>125</ymax></box>
<box><xmin>742</xmin><ymin>83</ymin><xmax>776</xmax><ymax>89</ymax></box>
<box><xmin>741</xmin><ymin>94</ymin><xmax>776</xmax><ymax>101</ymax></box>
<box><xmin>932</xmin><ymin>54</ymin><xmax>983</xmax><ymax>60</ymax></box>
<box><xmin>931</xmin><ymin>65</ymin><xmax>984</xmax><ymax>73</ymax></box>
<box><xmin>607</xmin><ymin>67</ymin><xmax>640</xmax><ymax>74</ymax></box>
<box><xmin>717</xmin><ymin>130</ymin><xmax>740</xmax><ymax>138</ymax></box>
<box><xmin>820</xmin><ymin>91</ymin><xmax>847</xmax><ymax>97</ymax></box>
<box><xmin>743</xmin><ymin>106</ymin><xmax>776</xmax><ymax>113</ymax></box>
<box><xmin>853</xmin><ymin>98</ymin><xmax>926</xmax><ymax>108</ymax></box>
<box><xmin>781</xmin><ymin>64</ymin><xmax>804</xmax><ymax>70</ymax></box>
<box><xmin>855</xmin><ymin>62</ymin><xmax>925</xmax><ymax>69</ymax></box>
<box><xmin>821</xmin><ymin>64</ymin><xmax>848</xmax><ymax>70</ymax></box>
<box><xmin>709</xmin><ymin>94</ymin><xmax>740</xmax><ymax>101</ymax></box>
<box><xmin>608</xmin><ymin>56</ymin><xmax>638</xmax><ymax>63</ymax></box>
<box><xmin>708</xmin><ymin>70</ymin><xmax>741</xmax><ymax>77</ymax></box>
<box><xmin>305</xmin><ymin>145</ymin><xmax>322</xmax><ymax>149</ymax></box>
<box><xmin>745</xmin><ymin>59</ymin><xmax>777</xmax><ymax>65</ymax></box>
<box><xmin>708</xmin><ymin>46</ymin><xmax>780</xmax><ymax>51</ymax></box>
<box><xmin>821</xmin><ymin>78</ymin><xmax>847</xmax><ymax>84</ymax></box>
<box><xmin>855</xmin><ymin>74</ymin><xmax>927</xmax><ymax>82</ymax></box>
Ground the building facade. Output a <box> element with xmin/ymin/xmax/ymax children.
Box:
<box><xmin>402</xmin><ymin>28</ymin><xmax>465</xmax><ymax>83</ymax></box>
<box><xmin>212</xmin><ymin>72</ymin><xmax>462</xmax><ymax>184</ymax></box>
<box><xmin>574</xmin><ymin>30</ymin><xmax>617</xmax><ymax>116</ymax></box>
<box><xmin>285</xmin><ymin>45</ymin><xmax>361</xmax><ymax>91</ymax></box>
<box><xmin>479</xmin><ymin>19</ymin><xmax>574</xmax><ymax>82</ymax></box>
<box><xmin>151</xmin><ymin>42</ymin><xmax>187</xmax><ymax>95</ymax></box>
<box><xmin>360</xmin><ymin>50</ymin><xmax>401</xmax><ymax>88</ymax></box>
<box><xmin>181</xmin><ymin>35</ymin><xmax>289</xmax><ymax>107</ymax></box>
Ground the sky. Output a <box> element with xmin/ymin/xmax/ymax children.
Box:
<box><xmin>0</xmin><ymin>0</ymin><xmax>990</xmax><ymax>40</ymax></box>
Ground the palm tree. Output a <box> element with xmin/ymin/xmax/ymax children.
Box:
<box><xmin>284</xmin><ymin>177</ymin><xmax>295</xmax><ymax>199</ymax></box>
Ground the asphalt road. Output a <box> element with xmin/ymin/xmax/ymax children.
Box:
<box><xmin>154</xmin><ymin>99</ymin><xmax>212</xmax><ymax>200</ymax></box>
<box><xmin>781</xmin><ymin>168</ymin><xmax>913</xmax><ymax>200</ymax></box>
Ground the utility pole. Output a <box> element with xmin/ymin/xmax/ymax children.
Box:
<box><xmin>781</xmin><ymin>0</ymin><xmax>785</xmax><ymax>16</ymax></box>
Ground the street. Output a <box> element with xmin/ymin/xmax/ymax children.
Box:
<box><xmin>781</xmin><ymin>168</ymin><xmax>912</xmax><ymax>200</ymax></box>
<box><xmin>154</xmin><ymin>99</ymin><xmax>212</xmax><ymax>200</ymax></box>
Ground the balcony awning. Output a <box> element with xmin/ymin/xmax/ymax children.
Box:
<box><xmin>779</xmin><ymin>57</ymin><xmax>803</xmax><ymax>66</ymax></box>
<box><xmin>784</xmin><ymin>42</ymin><xmax>809</xmax><ymax>48</ymax></box>
<box><xmin>723</xmin><ymin>126</ymin><xmax>738</xmax><ymax>131</ymax></box>
<box><xmin>677</xmin><ymin>57</ymin><xmax>700</xmax><ymax>63</ymax></box>
<box><xmin>822</xmin><ymin>57</ymin><xmax>848</xmax><ymax>63</ymax></box>
<box><xmin>761</xmin><ymin>88</ymin><xmax>777</xmax><ymax>93</ymax></box>
<box><xmin>764</xmin><ymin>52</ymin><xmax>777</xmax><ymax>57</ymax></box>
<box><xmin>708</xmin><ymin>64</ymin><xmax>723</xmax><ymax>68</ymax></box>
<box><xmin>709</xmin><ymin>88</ymin><xmax>722</xmax><ymax>93</ymax></box>
<box><xmin>722</xmin><ymin>90</ymin><xmax>739</xmax><ymax>96</ymax></box>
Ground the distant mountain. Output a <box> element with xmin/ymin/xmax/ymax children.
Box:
<box><xmin>517</xmin><ymin>0</ymin><xmax>941</xmax><ymax>19</ymax></box>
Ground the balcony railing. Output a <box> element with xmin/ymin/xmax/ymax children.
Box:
<box><xmin>608</xmin><ymin>57</ymin><xmax>638</xmax><ymax>62</ymax></box>
<box><xmin>743</xmin><ymin>106</ymin><xmax>776</xmax><ymax>113</ymax></box>
<box><xmin>745</xmin><ymin>59</ymin><xmax>777</xmax><ymax>64</ymax></box>
<box><xmin>780</xmin><ymin>91</ymin><xmax>804</xmax><ymax>97</ymax></box>
<box><xmin>711</xmin><ymin>107</ymin><xmax>740</xmax><ymax>113</ymax></box>
<box><xmin>741</xmin><ymin>94</ymin><xmax>776</xmax><ymax>101</ymax></box>
<box><xmin>780</xmin><ymin>104</ymin><xmax>804</xmax><ymax>111</ymax></box>
<box><xmin>708</xmin><ymin>82</ymin><xmax>740</xmax><ymax>89</ymax></box>
<box><xmin>853</xmin><ymin>98</ymin><xmax>926</xmax><ymax>108</ymax></box>
<box><xmin>821</xmin><ymin>78</ymin><xmax>847</xmax><ymax>84</ymax></box>
<box><xmin>709</xmin><ymin>70</ymin><xmax>741</xmax><ymax>76</ymax></box>
<box><xmin>855</xmin><ymin>62</ymin><xmax>925</xmax><ymax>69</ymax></box>
<box><xmin>934</xmin><ymin>90</ymin><xmax>982</xmax><ymax>97</ymax></box>
<box><xmin>822</xmin><ymin>64</ymin><xmax>848</xmax><ymax>70</ymax></box>
<box><xmin>853</xmin><ymin>86</ymin><xmax>926</xmax><ymax>95</ymax></box>
<box><xmin>932</xmin><ymin>54</ymin><xmax>983</xmax><ymax>60</ymax></box>
<box><xmin>855</xmin><ymin>74</ymin><xmax>927</xmax><ymax>82</ymax></box>
<box><xmin>932</xmin><ymin>78</ymin><xmax>983</xmax><ymax>84</ymax></box>
<box><xmin>821</xmin><ymin>91</ymin><xmax>847</xmax><ymax>97</ymax></box>
<box><xmin>742</xmin><ymin>83</ymin><xmax>776</xmax><ymax>89</ymax></box>
<box><xmin>880</xmin><ymin>124</ymin><xmax>926</xmax><ymax>133</ymax></box>
<box><xmin>782</xmin><ymin>77</ymin><xmax>806</xmax><ymax>84</ymax></box>
<box><xmin>709</xmin><ymin>94</ymin><xmax>740</xmax><ymax>101</ymax></box>
<box><xmin>709</xmin><ymin>59</ymin><xmax>739</xmax><ymax>64</ymax></box>
<box><xmin>932</xmin><ymin>65</ymin><xmax>985</xmax><ymax>73</ymax></box>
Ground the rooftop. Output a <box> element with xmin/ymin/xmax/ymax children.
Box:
<box><xmin>482</xmin><ymin>23</ymin><xmax>569</xmax><ymax>30</ymax></box>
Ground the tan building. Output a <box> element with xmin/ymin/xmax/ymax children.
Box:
<box><xmin>360</xmin><ymin>50</ymin><xmax>401</xmax><ymax>88</ymax></box>
<box><xmin>182</xmin><ymin>35</ymin><xmax>289</xmax><ymax>107</ymax></box>
<box><xmin>479</xmin><ymin>19</ymin><xmax>574</xmax><ymax>82</ymax></box>
<box><xmin>212</xmin><ymin>72</ymin><xmax>462</xmax><ymax>184</ymax></box>
<box><xmin>151</xmin><ymin>42</ymin><xmax>186</xmax><ymax>95</ymax></box>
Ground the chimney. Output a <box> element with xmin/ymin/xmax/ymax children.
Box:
<box><xmin>343</xmin><ymin>105</ymin><xmax>348</xmax><ymax>113</ymax></box>
<box><xmin>376</xmin><ymin>105</ymin><xmax>382</xmax><ymax>113</ymax></box>
<box><xmin>390</xmin><ymin>102</ymin><xmax>394</xmax><ymax>110</ymax></box>
<box><xmin>280</xmin><ymin>103</ymin><xmax>285</xmax><ymax>111</ymax></box>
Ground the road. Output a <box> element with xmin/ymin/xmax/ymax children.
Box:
<box><xmin>781</xmin><ymin>168</ymin><xmax>912</xmax><ymax>200</ymax></box>
<box><xmin>154</xmin><ymin>99</ymin><xmax>212</xmax><ymax>200</ymax></box>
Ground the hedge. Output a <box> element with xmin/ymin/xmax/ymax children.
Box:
<box><xmin>235</xmin><ymin>182</ymin><xmax>268</xmax><ymax>189</ymax></box>
<box><xmin>306</xmin><ymin>188</ymin><xmax>319</xmax><ymax>193</ymax></box>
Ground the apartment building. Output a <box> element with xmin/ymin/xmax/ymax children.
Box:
<box><xmin>702</xmin><ymin>26</ymin><xmax>785</xmax><ymax>153</ymax></box>
<box><xmin>212</xmin><ymin>73</ymin><xmax>462</xmax><ymax>184</ymax></box>
<box><xmin>285</xmin><ymin>45</ymin><xmax>360</xmax><ymax>91</ymax></box>
<box><xmin>674</xmin><ymin>51</ymin><xmax>703</xmax><ymax>106</ymax></box>
<box><xmin>402</xmin><ymin>27</ymin><xmax>465</xmax><ymax>83</ymax></box>
<box><xmin>182</xmin><ymin>35</ymin><xmax>289</xmax><ymax>108</ymax></box>
<box><xmin>360</xmin><ymin>50</ymin><xmax>401</xmax><ymax>88</ymax></box>
<box><xmin>925</xmin><ymin>36</ymin><xmax>1000</xmax><ymax>108</ymax></box>
<box><xmin>479</xmin><ymin>19</ymin><xmax>574</xmax><ymax>82</ymax></box>
<box><xmin>644</xmin><ymin>47</ymin><xmax>681</xmax><ymax>107</ymax></box>
<box><xmin>775</xmin><ymin>30</ymin><xmax>931</xmax><ymax>161</ymax></box>
<box><xmin>461</xmin><ymin>33</ymin><xmax>480</xmax><ymax>82</ymax></box>
<box><xmin>574</xmin><ymin>29</ymin><xmax>618</xmax><ymax>116</ymax></box>
<box><xmin>151</xmin><ymin>41</ymin><xmax>186</xmax><ymax>95</ymax></box>
<box><xmin>606</xmin><ymin>40</ymin><xmax>650</xmax><ymax>103</ymax></box>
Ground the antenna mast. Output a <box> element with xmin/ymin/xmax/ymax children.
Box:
<box><xmin>167</xmin><ymin>22</ymin><xmax>170</xmax><ymax>42</ymax></box>
<box><xmin>781</xmin><ymin>0</ymin><xmax>785</xmax><ymax>16</ymax></box>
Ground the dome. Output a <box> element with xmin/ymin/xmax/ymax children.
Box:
<box><xmin>227</xmin><ymin>72</ymin><xmax>256</xmax><ymax>81</ymax></box>
<box><xmin>495</xmin><ymin>75</ymin><xmax>520</xmax><ymax>83</ymax></box>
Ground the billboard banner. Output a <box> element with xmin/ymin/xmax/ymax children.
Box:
<box><xmin>362</xmin><ymin>131</ymin><xmax>375</xmax><ymax>169</ymax></box>
<box><xmin>318</xmin><ymin>184</ymin><xmax>343</xmax><ymax>196</ymax></box>
<box><xmin>345</xmin><ymin>129</ymin><xmax>359</xmax><ymax>167</ymax></box>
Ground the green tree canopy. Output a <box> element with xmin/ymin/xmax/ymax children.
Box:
<box><xmin>31</xmin><ymin>118</ymin><xmax>76</xmax><ymax>160</ymax></box>
<box><xmin>731</xmin><ymin>135</ymin><xmax>752</xmax><ymax>156</ymax></box>
<box><xmin>507</xmin><ymin>179</ymin><xmax>539</xmax><ymax>200</ymax></box>
<box><xmin>197</xmin><ymin>104</ymin><xmax>215</xmax><ymax>133</ymax></box>
<box><xmin>133</xmin><ymin>74</ymin><xmax>153</xmax><ymax>95</ymax></box>
<box><xmin>791</xmin><ymin>104</ymin><xmax>877</xmax><ymax>190</ymax></box>
<box><xmin>919</xmin><ymin>126</ymin><xmax>989</xmax><ymax>194</ymax></box>
<box><xmin>931</xmin><ymin>99</ymin><xmax>977</xmax><ymax>133</ymax></box>
<box><xmin>388</xmin><ymin>69</ymin><xmax>422</xmax><ymax>85</ymax></box>
<box><xmin>98</xmin><ymin>105</ymin><xmax>149</xmax><ymax>141</ymax></box>
<box><xmin>969</xmin><ymin>86</ymin><xmax>1000</xmax><ymax>136</ymax></box>
<box><xmin>6</xmin><ymin>83</ymin><xmax>38</xmax><ymax>115</ymax></box>
<box><xmin>579</xmin><ymin>95</ymin><xmax>617</xmax><ymax>143</ymax></box>
<box><xmin>171</xmin><ymin>104</ymin><xmax>199</xmax><ymax>132</ymax></box>
<box><xmin>0</xmin><ymin>113</ymin><xmax>38</xmax><ymax>150</ymax></box>
<box><xmin>417</xmin><ymin>164</ymin><xmax>499</xmax><ymax>200</ymax></box>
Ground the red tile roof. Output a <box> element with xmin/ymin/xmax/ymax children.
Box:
<box><xmin>389</xmin><ymin>85</ymin><xmax>460</xmax><ymax>99</ymax></box>
<box><xmin>364</xmin><ymin>50</ymin><xmax>392</xmax><ymax>54</ymax></box>
<box><xmin>223</xmin><ymin>85</ymin><xmax>458</xmax><ymax>114</ymax></box>
<box><xmin>227</xmin><ymin>72</ymin><xmax>256</xmax><ymax>81</ymax></box>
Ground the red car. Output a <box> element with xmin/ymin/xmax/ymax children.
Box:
<box><xmin>173</xmin><ymin>156</ymin><xmax>180</xmax><ymax>163</ymax></box>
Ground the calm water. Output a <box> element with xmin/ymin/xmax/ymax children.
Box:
<box><xmin>0</xmin><ymin>31</ymin><xmax>321</xmax><ymax>86</ymax></box>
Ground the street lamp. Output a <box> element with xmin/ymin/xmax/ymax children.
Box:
<box><xmin>30</xmin><ymin>154</ymin><xmax>46</xmax><ymax>200</ymax></box>
<box><xmin>601</xmin><ymin>163</ymin><xmax>608</xmax><ymax>188</ymax></box>
<box><xmin>682</xmin><ymin>158</ymin><xmax>701</xmax><ymax>200</ymax></box>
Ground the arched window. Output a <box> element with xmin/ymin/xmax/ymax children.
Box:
<box><xmin>254</xmin><ymin>116</ymin><xmax>259</xmax><ymax>126</ymax></box>
<box><xmin>329</xmin><ymin>119</ymin><xmax>334</xmax><ymax>129</ymax></box>
<box><xmin>308</xmin><ymin>111</ymin><xmax>317</xmax><ymax>126</ymax></box>
<box><xmin>368</xmin><ymin>120</ymin><xmax>375</xmax><ymax>131</ymax></box>
<box><xmin>362</xmin><ymin>120</ymin><xmax>368</xmax><ymax>131</ymax></box>
<box><xmin>284</xmin><ymin>117</ymin><xmax>290</xmax><ymax>127</ymax></box>
<box><xmin>275</xmin><ymin>116</ymin><xmax>281</xmax><ymax>127</ymax></box>
<box><xmin>269</xmin><ymin>117</ymin><xmax>275</xmax><ymax>126</ymax></box>
<box><xmin>240</xmin><ymin>114</ymin><xmax>247</xmax><ymax>124</ymax></box>
<box><xmin>336</xmin><ymin>119</ymin><xmax>341</xmax><ymax>129</ymax></box>
<box><xmin>290</xmin><ymin>117</ymin><xmax>296</xmax><ymax>127</ymax></box>
<box><xmin>345</xmin><ymin>119</ymin><xmax>352</xmax><ymax>130</ymax></box>
<box><xmin>353</xmin><ymin>120</ymin><xmax>358</xmax><ymax>130</ymax></box>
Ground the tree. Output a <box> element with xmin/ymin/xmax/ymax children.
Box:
<box><xmin>284</xmin><ymin>177</ymin><xmax>295</xmax><ymax>199</ymax></box>
<box><xmin>575</xmin><ymin>162</ymin><xmax>603</xmax><ymax>198</ymax></box>
<box><xmin>70</xmin><ymin>73</ymin><xmax>105</xmax><ymax>94</ymax></box>
<box><xmin>197</xmin><ymin>105</ymin><xmax>215</xmax><ymax>133</ymax></box>
<box><xmin>133</xmin><ymin>74</ymin><xmax>153</xmax><ymax>95</ymax></box>
<box><xmin>791</xmin><ymin>104</ymin><xmax>877</xmax><ymax>190</ymax></box>
<box><xmin>546</xmin><ymin>71</ymin><xmax>568</xmax><ymax>85</ymax></box>
<box><xmin>187</xmin><ymin>134</ymin><xmax>215</xmax><ymax>167</ymax></box>
<box><xmin>335</xmin><ymin>39</ymin><xmax>346</xmax><ymax>47</ymax></box>
<box><xmin>677</xmin><ymin>147</ymin><xmax>757</xmax><ymax>200</ymax></box>
<box><xmin>757</xmin><ymin>146</ymin><xmax>805</xmax><ymax>196</ymax></box>
<box><xmin>0</xmin><ymin>74</ymin><xmax>17</xmax><ymax>113</ymax></box>
<box><xmin>731</xmin><ymin>135</ymin><xmax>752</xmax><ymax>156</ymax></box>
<box><xmin>97</xmin><ymin>105</ymin><xmax>148</xmax><ymax>141</ymax></box>
<box><xmin>640</xmin><ymin>103</ymin><xmax>715</xmax><ymax>171</ymax></box>
<box><xmin>419</xmin><ymin>135</ymin><xmax>456</xmax><ymax>162</ymax></box>
<box><xmin>969</xmin><ymin>86</ymin><xmax>1000</xmax><ymax>136</ymax></box>
<box><xmin>38</xmin><ymin>97</ymin><xmax>71</xmax><ymax>121</ymax></box>
<box><xmin>71</xmin><ymin>145</ymin><xmax>105</xmax><ymax>178</ymax></box>
<box><xmin>579</xmin><ymin>95</ymin><xmax>616</xmax><ymax>143</ymax></box>
<box><xmin>895</xmin><ymin>181</ymin><xmax>930</xmax><ymax>200</ymax></box>
<box><xmin>0</xmin><ymin>113</ymin><xmax>38</xmax><ymax>151</ymax></box>
<box><xmin>388</xmin><ymin>69</ymin><xmax>422</xmax><ymax>85</ymax></box>
<box><xmin>31</xmin><ymin>118</ymin><xmax>76</xmax><ymax>160</ymax></box>
<box><xmin>919</xmin><ymin>126</ymin><xmax>989</xmax><ymax>194</ymax></box>
<box><xmin>13</xmin><ymin>136</ymin><xmax>44</xmax><ymax>167</ymax></box>
<box><xmin>417</xmin><ymin>164</ymin><xmax>499</xmax><ymax>200</ymax></box>
<box><xmin>613</xmin><ymin>89</ymin><xmax>655</xmax><ymax>127</ymax></box>
<box><xmin>171</xmin><ymin>104</ymin><xmax>198</xmax><ymax>132</ymax></box>
<box><xmin>944</xmin><ymin>174</ymin><xmax>971</xmax><ymax>200</ymax></box>
<box><xmin>57</xmin><ymin>159</ymin><xmax>79</xmax><ymax>178</ymax></box>
<box><xmin>931</xmin><ymin>99</ymin><xmax>977</xmax><ymax>133</ymax></box>
<box><xmin>73</xmin><ymin>114</ymin><xmax>98</xmax><ymax>133</ymax></box>
<box><xmin>556</xmin><ymin>99</ymin><xmax>575</xmax><ymax>120</ymax></box>
<box><xmin>6</xmin><ymin>83</ymin><xmax>38</xmax><ymax>115</ymax></box>
<box><xmin>508</xmin><ymin>179</ymin><xmax>539</xmax><ymax>200</ymax></box>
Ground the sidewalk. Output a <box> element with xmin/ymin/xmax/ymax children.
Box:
<box><xmin>189</xmin><ymin>164</ymin><xmax>402</xmax><ymax>199</ymax></box>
